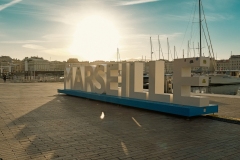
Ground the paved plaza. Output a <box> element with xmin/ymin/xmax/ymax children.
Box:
<box><xmin>0</xmin><ymin>82</ymin><xmax>240</xmax><ymax>159</ymax></box>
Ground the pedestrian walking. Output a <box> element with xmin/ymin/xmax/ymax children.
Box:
<box><xmin>3</xmin><ymin>74</ymin><xmax>6</xmax><ymax>83</ymax></box>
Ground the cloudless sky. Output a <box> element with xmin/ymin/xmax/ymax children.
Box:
<box><xmin>0</xmin><ymin>0</ymin><xmax>239</xmax><ymax>61</ymax></box>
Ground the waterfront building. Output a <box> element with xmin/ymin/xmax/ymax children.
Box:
<box><xmin>66</xmin><ymin>58</ymin><xmax>89</xmax><ymax>67</ymax></box>
<box><xmin>0</xmin><ymin>56</ymin><xmax>12</xmax><ymax>76</ymax></box>
<box><xmin>50</xmin><ymin>61</ymin><xmax>66</xmax><ymax>71</ymax></box>
<box><xmin>2</xmin><ymin>55</ymin><xmax>240</xmax><ymax>77</ymax></box>
<box><xmin>229</xmin><ymin>55</ymin><xmax>240</xmax><ymax>70</ymax></box>
<box><xmin>11</xmin><ymin>59</ymin><xmax>23</xmax><ymax>73</ymax></box>
<box><xmin>23</xmin><ymin>57</ymin><xmax>67</xmax><ymax>78</ymax></box>
<box><xmin>216</xmin><ymin>60</ymin><xmax>230</xmax><ymax>71</ymax></box>
<box><xmin>25</xmin><ymin>56</ymin><xmax>50</xmax><ymax>72</ymax></box>
<box><xmin>0</xmin><ymin>56</ymin><xmax>12</xmax><ymax>62</ymax></box>
<box><xmin>215</xmin><ymin>55</ymin><xmax>240</xmax><ymax>71</ymax></box>
<box><xmin>90</xmin><ymin>60</ymin><xmax>109</xmax><ymax>65</ymax></box>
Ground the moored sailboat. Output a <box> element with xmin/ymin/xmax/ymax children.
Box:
<box><xmin>192</xmin><ymin>0</ymin><xmax>240</xmax><ymax>85</ymax></box>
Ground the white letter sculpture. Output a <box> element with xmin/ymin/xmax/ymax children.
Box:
<box><xmin>64</xmin><ymin>67</ymin><xmax>73</xmax><ymax>89</ymax></box>
<box><xmin>129</xmin><ymin>62</ymin><xmax>146</xmax><ymax>100</ymax></box>
<box><xmin>148</xmin><ymin>61</ymin><xmax>173</xmax><ymax>103</ymax></box>
<box><xmin>60</xmin><ymin>59</ymin><xmax>218</xmax><ymax>117</ymax></box>
<box><xmin>93</xmin><ymin>64</ymin><xmax>107</xmax><ymax>94</ymax></box>
<box><xmin>106</xmin><ymin>63</ymin><xmax>122</xmax><ymax>96</ymax></box>
<box><xmin>72</xmin><ymin>66</ymin><xmax>85</xmax><ymax>91</ymax></box>
<box><xmin>85</xmin><ymin>65</ymin><xmax>95</xmax><ymax>92</ymax></box>
<box><xmin>173</xmin><ymin>57</ymin><xmax>209</xmax><ymax>107</ymax></box>
<box><xmin>121</xmin><ymin>63</ymin><xmax>130</xmax><ymax>97</ymax></box>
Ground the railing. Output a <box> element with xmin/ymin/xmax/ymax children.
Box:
<box><xmin>7</xmin><ymin>76</ymin><xmax>64</xmax><ymax>83</ymax></box>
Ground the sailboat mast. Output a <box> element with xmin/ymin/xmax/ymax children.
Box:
<box><xmin>167</xmin><ymin>37</ymin><xmax>169</xmax><ymax>61</ymax></box>
<box><xmin>158</xmin><ymin>35</ymin><xmax>160</xmax><ymax>60</ymax></box>
<box><xmin>199</xmin><ymin>0</ymin><xmax>202</xmax><ymax>57</ymax></box>
<box><xmin>174</xmin><ymin>46</ymin><xmax>175</xmax><ymax>60</ymax></box>
<box><xmin>193</xmin><ymin>42</ymin><xmax>196</xmax><ymax>57</ymax></box>
<box><xmin>150</xmin><ymin>37</ymin><xmax>153</xmax><ymax>61</ymax></box>
<box><xmin>117</xmin><ymin>48</ymin><xmax>119</xmax><ymax>62</ymax></box>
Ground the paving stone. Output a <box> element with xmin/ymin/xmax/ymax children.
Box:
<box><xmin>0</xmin><ymin>83</ymin><xmax>240</xmax><ymax>159</ymax></box>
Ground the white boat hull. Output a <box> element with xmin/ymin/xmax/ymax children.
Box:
<box><xmin>209</xmin><ymin>75</ymin><xmax>240</xmax><ymax>85</ymax></box>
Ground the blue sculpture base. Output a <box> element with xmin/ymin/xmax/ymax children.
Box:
<box><xmin>58</xmin><ymin>89</ymin><xmax>218</xmax><ymax>117</ymax></box>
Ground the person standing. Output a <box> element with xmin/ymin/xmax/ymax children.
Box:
<box><xmin>3</xmin><ymin>74</ymin><xmax>6</xmax><ymax>83</ymax></box>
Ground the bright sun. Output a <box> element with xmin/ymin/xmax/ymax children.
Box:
<box><xmin>69</xmin><ymin>15</ymin><xmax>120</xmax><ymax>61</ymax></box>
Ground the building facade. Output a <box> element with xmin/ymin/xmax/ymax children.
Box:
<box><xmin>0</xmin><ymin>56</ymin><xmax>67</xmax><ymax>77</ymax></box>
<box><xmin>215</xmin><ymin>55</ymin><xmax>240</xmax><ymax>71</ymax></box>
<box><xmin>216</xmin><ymin>60</ymin><xmax>230</xmax><ymax>71</ymax></box>
<box><xmin>229</xmin><ymin>55</ymin><xmax>240</xmax><ymax>70</ymax></box>
<box><xmin>66</xmin><ymin>58</ymin><xmax>89</xmax><ymax>67</ymax></box>
<box><xmin>0</xmin><ymin>56</ymin><xmax>13</xmax><ymax>76</ymax></box>
<box><xmin>2</xmin><ymin>55</ymin><xmax>240</xmax><ymax>77</ymax></box>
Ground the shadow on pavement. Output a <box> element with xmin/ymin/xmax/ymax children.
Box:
<box><xmin>1</xmin><ymin>85</ymin><xmax>240</xmax><ymax>159</ymax></box>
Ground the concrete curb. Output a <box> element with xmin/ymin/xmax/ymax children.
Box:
<box><xmin>205</xmin><ymin>115</ymin><xmax>240</xmax><ymax>125</ymax></box>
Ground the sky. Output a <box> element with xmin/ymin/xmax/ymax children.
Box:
<box><xmin>0</xmin><ymin>0</ymin><xmax>239</xmax><ymax>62</ymax></box>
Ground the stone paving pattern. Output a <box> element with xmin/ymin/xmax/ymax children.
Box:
<box><xmin>209</xmin><ymin>97</ymin><xmax>240</xmax><ymax>119</ymax></box>
<box><xmin>0</xmin><ymin>82</ymin><xmax>240</xmax><ymax>159</ymax></box>
<box><xmin>192</xmin><ymin>93</ymin><xmax>240</xmax><ymax>119</ymax></box>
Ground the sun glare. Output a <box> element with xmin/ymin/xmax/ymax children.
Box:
<box><xmin>69</xmin><ymin>15</ymin><xmax>120</xmax><ymax>61</ymax></box>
